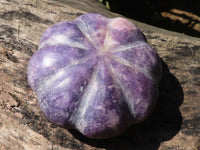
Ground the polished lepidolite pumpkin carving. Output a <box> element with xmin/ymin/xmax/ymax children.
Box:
<box><xmin>27</xmin><ymin>13</ymin><xmax>162</xmax><ymax>139</ymax></box>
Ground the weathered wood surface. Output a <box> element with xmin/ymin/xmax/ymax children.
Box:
<box><xmin>0</xmin><ymin>0</ymin><xmax>200</xmax><ymax>149</ymax></box>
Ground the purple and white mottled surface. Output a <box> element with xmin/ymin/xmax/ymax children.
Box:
<box><xmin>27</xmin><ymin>13</ymin><xmax>162</xmax><ymax>138</ymax></box>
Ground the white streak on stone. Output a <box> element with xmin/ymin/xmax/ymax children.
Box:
<box><xmin>74</xmin><ymin>65</ymin><xmax>99</xmax><ymax>132</ymax></box>
<box><xmin>76</xmin><ymin>18</ymin><xmax>96</xmax><ymax>48</ymax></box>
<box><xmin>111</xmin><ymin>55</ymin><xmax>153</xmax><ymax>81</ymax></box>
<box><xmin>39</xmin><ymin>34</ymin><xmax>88</xmax><ymax>50</ymax></box>
<box><xmin>101</xmin><ymin>27</ymin><xmax>119</xmax><ymax>52</ymax></box>
<box><xmin>108</xmin><ymin>64</ymin><xmax>136</xmax><ymax>118</ymax></box>
<box><xmin>110</xmin><ymin>41</ymin><xmax>148</xmax><ymax>53</ymax></box>
<box><xmin>57</xmin><ymin>76</ymin><xmax>71</xmax><ymax>88</ymax></box>
<box><xmin>37</xmin><ymin>55</ymin><xmax>92</xmax><ymax>96</ymax></box>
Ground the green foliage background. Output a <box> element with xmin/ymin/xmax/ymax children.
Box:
<box><xmin>98</xmin><ymin>0</ymin><xmax>110</xmax><ymax>9</ymax></box>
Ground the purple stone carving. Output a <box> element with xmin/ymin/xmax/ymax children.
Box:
<box><xmin>27</xmin><ymin>13</ymin><xmax>162</xmax><ymax>139</ymax></box>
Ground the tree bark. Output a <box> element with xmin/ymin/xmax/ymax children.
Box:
<box><xmin>0</xmin><ymin>0</ymin><xmax>200</xmax><ymax>149</ymax></box>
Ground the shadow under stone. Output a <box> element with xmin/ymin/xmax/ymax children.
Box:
<box><xmin>68</xmin><ymin>59</ymin><xmax>184</xmax><ymax>150</ymax></box>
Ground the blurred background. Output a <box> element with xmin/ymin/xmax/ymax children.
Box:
<box><xmin>97</xmin><ymin>0</ymin><xmax>200</xmax><ymax>38</ymax></box>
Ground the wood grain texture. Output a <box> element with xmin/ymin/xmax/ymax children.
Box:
<box><xmin>0</xmin><ymin>0</ymin><xmax>200</xmax><ymax>149</ymax></box>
